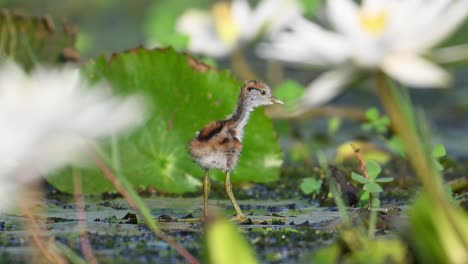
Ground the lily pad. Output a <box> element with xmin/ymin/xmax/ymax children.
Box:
<box><xmin>48</xmin><ymin>48</ymin><xmax>283</xmax><ymax>194</ymax></box>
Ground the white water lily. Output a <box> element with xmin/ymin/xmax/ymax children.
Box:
<box><xmin>0</xmin><ymin>62</ymin><xmax>147</xmax><ymax>211</ymax></box>
<box><xmin>258</xmin><ymin>0</ymin><xmax>468</xmax><ymax>107</ymax></box>
<box><xmin>177</xmin><ymin>0</ymin><xmax>301</xmax><ymax>58</ymax></box>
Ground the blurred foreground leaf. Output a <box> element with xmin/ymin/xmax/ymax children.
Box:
<box><xmin>49</xmin><ymin>48</ymin><xmax>282</xmax><ymax>194</ymax></box>
<box><xmin>0</xmin><ymin>9</ymin><xmax>78</xmax><ymax>69</ymax></box>
<box><xmin>206</xmin><ymin>219</ymin><xmax>257</xmax><ymax>264</ymax></box>
<box><xmin>407</xmin><ymin>194</ymin><xmax>468</xmax><ymax>263</ymax></box>
<box><xmin>309</xmin><ymin>229</ymin><xmax>406</xmax><ymax>263</ymax></box>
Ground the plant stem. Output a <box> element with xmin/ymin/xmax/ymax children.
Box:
<box><xmin>73</xmin><ymin>169</ymin><xmax>98</xmax><ymax>264</ymax></box>
<box><xmin>375</xmin><ymin>72</ymin><xmax>468</xmax><ymax>250</ymax></box>
<box><xmin>368</xmin><ymin>194</ymin><xmax>377</xmax><ymax>239</ymax></box>
<box><xmin>350</xmin><ymin>144</ymin><xmax>377</xmax><ymax>238</ymax></box>
<box><xmin>350</xmin><ymin>144</ymin><xmax>369</xmax><ymax>179</ymax></box>
<box><xmin>52</xmin><ymin>243</ymin><xmax>87</xmax><ymax>264</ymax></box>
<box><xmin>328</xmin><ymin>177</ymin><xmax>350</xmax><ymax>224</ymax></box>
<box><xmin>230</xmin><ymin>49</ymin><xmax>258</xmax><ymax>80</ymax></box>
<box><xmin>18</xmin><ymin>196</ymin><xmax>66</xmax><ymax>264</ymax></box>
<box><xmin>375</xmin><ymin>72</ymin><xmax>444</xmax><ymax>200</ymax></box>
<box><xmin>88</xmin><ymin>151</ymin><xmax>200</xmax><ymax>264</ymax></box>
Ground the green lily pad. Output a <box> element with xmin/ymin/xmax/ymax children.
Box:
<box><xmin>48</xmin><ymin>48</ymin><xmax>283</xmax><ymax>194</ymax></box>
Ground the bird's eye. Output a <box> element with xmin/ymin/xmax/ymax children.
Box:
<box><xmin>261</xmin><ymin>90</ymin><xmax>266</xmax><ymax>95</ymax></box>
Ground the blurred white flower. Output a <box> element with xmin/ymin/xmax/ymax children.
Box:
<box><xmin>258</xmin><ymin>0</ymin><xmax>468</xmax><ymax>107</ymax></box>
<box><xmin>177</xmin><ymin>0</ymin><xmax>301</xmax><ymax>57</ymax></box>
<box><xmin>0</xmin><ymin>62</ymin><xmax>147</xmax><ymax>211</ymax></box>
<box><xmin>0</xmin><ymin>183</ymin><xmax>17</xmax><ymax>212</ymax></box>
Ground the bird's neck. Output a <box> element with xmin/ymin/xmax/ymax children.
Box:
<box><xmin>228</xmin><ymin>99</ymin><xmax>253</xmax><ymax>141</ymax></box>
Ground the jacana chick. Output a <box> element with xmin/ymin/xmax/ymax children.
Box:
<box><xmin>189</xmin><ymin>80</ymin><xmax>283</xmax><ymax>222</ymax></box>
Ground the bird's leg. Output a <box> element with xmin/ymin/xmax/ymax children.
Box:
<box><xmin>203</xmin><ymin>169</ymin><xmax>210</xmax><ymax>219</ymax></box>
<box><xmin>224</xmin><ymin>170</ymin><xmax>246</xmax><ymax>222</ymax></box>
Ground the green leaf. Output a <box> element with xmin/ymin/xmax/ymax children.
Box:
<box><xmin>273</xmin><ymin>80</ymin><xmax>305</xmax><ymax>111</ymax></box>
<box><xmin>375</xmin><ymin>116</ymin><xmax>390</xmax><ymax>134</ymax></box>
<box><xmin>207</xmin><ymin>219</ymin><xmax>257</xmax><ymax>264</ymax></box>
<box><xmin>359</xmin><ymin>191</ymin><xmax>370</xmax><ymax>202</ymax></box>
<box><xmin>433</xmin><ymin>160</ymin><xmax>444</xmax><ymax>171</ymax></box>
<box><xmin>365</xmin><ymin>108</ymin><xmax>379</xmax><ymax>121</ymax></box>
<box><xmin>351</xmin><ymin>172</ymin><xmax>370</xmax><ymax>184</ymax></box>
<box><xmin>379</xmin><ymin>116</ymin><xmax>391</xmax><ymax>127</ymax></box>
<box><xmin>375</xmin><ymin>177</ymin><xmax>394</xmax><ymax>183</ymax></box>
<box><xmin>48</xmin><ymin>48</ymin><xmax>283</xmax><ymax>194</ymax></box>
<box><xmin>361</xmin><ymin>123</ymin><xmax>374</xmax><ymax>132</ymax></box>
<box><xmin>364</xmin><ymin>182</ymin><xmax>383</xmax><ymax>193</ymax></box>
<box><xmin>366</xmin><ymin>160</ymin><xmax>381</xmax><ymax>180</ymax></box>
<box><xmin>310</xmin><ymin>244</ymin><xmax>340</xmax><ymax>264</ymax></box>
<box><xmin>327</xmin><ymin>117</ymin><xmax>342</xmax><ymax>136</ymax></box>
<box><xmin>375</xmin><ymin>125</ymin><xmax>387</xmax><ymax>134</ymax></box>
<box><xmin>300</xmin><ymin>177</ymin><xmax>322</xmax><ymax>195</ymax></box>
<box><xmin>432</xmin><ymin>144</ymin><xmax>446</xmax><ymax>158</ymax></box>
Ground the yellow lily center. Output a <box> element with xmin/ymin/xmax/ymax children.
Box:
<box><xmin>212</xmin><ymin>2</ymin><xmax>240</xmax><ymax>45</ymax></box>
<box><xmin>358</xmin><ymin>10</ymin><xmax>388</xmax><ymax>36</ymax></box>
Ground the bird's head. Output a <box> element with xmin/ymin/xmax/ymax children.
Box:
<box><xmin>239</xmin><ymin>80</ymin><xmax>283</xmax><ymax>108</ymax></box>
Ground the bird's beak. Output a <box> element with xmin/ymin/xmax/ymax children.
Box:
<box><xmin>270</xmin><ymin>96</ymin><xmax>284</xmax><ymax>104</ymax></box>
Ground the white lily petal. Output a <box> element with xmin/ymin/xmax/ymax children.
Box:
<box><xmin>381</xmin><ymin>54</ymin><xmax>452</xmax><ymax>88</ymax></box>
<box><xmin>0</xmin><ymin>62</ymin><xmax>148</xmax><ymax>181</ymax></box>
<box><xmin>386</xmin><ymin>0</ymin><xmax>424</xmax><ymax>40</ymax></box>
<box><xmin>362</xmin><ymin>0</ymin><xmax>388</xmax><ymax>12</ymax></box>
<box><xmin>402</xmin><ymin>0</ymin><xmax>468</xmax><ymax>52</ymax></box>
<box><xmin>257</xmin><ymin>18</ymin><xmax>351</xmax><ymax>66</ymax></box>
<box><xmin>266</xmin><ymin>0</ymin><xmax>301</xmax><ymax>35</ymax></box>
<box><xmin>327</xmin><ymin>0</ymin><xmax>361</xmax><ymax>38</ymax></box>
<box><xmin>300</xmin><ymin>67</ymin><xmax>355</xmax><ymax>107</ymax></box>
<box><xmin>232</xmin><ymin>0</ymin><xmax>253</xmax><ymax>39</ymax></box>
<box><xmin>249</xmin><ymin>0</ymin><xmax>301</xmax><ymax>39</ymax></box>
<box><xmin>176</xmin><ymin>9</ymin><xmax>233</xmax><ymax>57</ymax></box>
